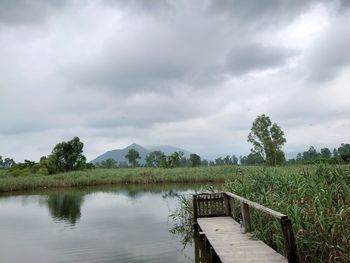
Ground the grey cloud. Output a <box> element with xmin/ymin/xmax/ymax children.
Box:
<box><xmin>0</xmin><ymin>0</ymin><xmax>69</xmax><ymax>25</ymax></box>
<box><xmin>71</xmin><ymin>55</ymin><xmax>187</xmax><ymax>93</ymax></box>
<box><xmin>208</xmin><ymin>0</ymin><xmax>318</xmax><ymax>26</ymax></box>
<box><xmin>86</xmin><ymin>97</ymin><xmax>204</xmax><ymax>129</ymax></box>
<box><xmin>225</xmin><ymin>43</ymin><xmax>298</xmax><ymax>75</ymax></box>
<box><xmin>305</xmin><ymin>19</ymin><xmax>350</xmax><ymax>82</ymax></box>
<box><xmin>64</xmin><ymin>11</ymin><xmax>228</xmax><ymax>94</ymax></box>
<box><xmin>337</xmin><ymin>0</ymin><xmax>350</xmax><ymax>12</ymax></box>
<box><xmin>209</xmin><ymin>0</ymin><xmax>350</xmax><ymax>30</ymax></box>
<box><xmin>102</xmin><ymin>0</ymin><xmax>173</xmax><ymax>13</ymax></box>
<box><xmin>1</xmin><ymin>0</ymin><xmax>350</xmax><ymax>162</ymax></box>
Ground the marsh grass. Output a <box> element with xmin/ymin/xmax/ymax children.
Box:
<box><xmin>172</xmin><ymin>164</ymin><xmax>349</xmax><ymax>262</ymax></box>
<box><xmin>0</xmin><ymin>166</ymin><xmax>241</xmax><ymax>192</ymax></box>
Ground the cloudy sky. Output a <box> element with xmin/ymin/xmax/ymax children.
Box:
<box><xmin>1</xmin><ymin>0</ymin><xmax>349</xmax><ymax>162</ymax></box>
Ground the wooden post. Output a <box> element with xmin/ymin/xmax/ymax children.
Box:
<box><xmin>193</xmin><ymin>226</ymin><xmax>200</xmax><ymax>263</ymax></box>
<box><xmin>281</xmin><ymin>218</ymin><xmax>299</xmax><ymax>263</ymax></box>
<box><xmin>223</xmin><ymin>193</ymin><xmax>231</xmax><ymax>216</ymax></box>
<box><xmin>193</xmin><ymin>194</ymin><xmax>198</xmax><ymax>224</ymax></box>
<box><xmin>210</xmin><ymin>247</ymin><xmax>220</xmax><ymax>263</ymax></box>
<box><xmin>241</xmin><ymin>201</ymin><xmax>251</xmax><ymax>233</ymax></box>
<box><xmin>199</xmin><ymin>232</ymin><xmax>206</xmax><ymax>262</ymax></box>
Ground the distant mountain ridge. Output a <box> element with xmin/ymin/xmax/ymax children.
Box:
<box><xmin>91</xmin><ymin>143</ymin><xmax>192</xmax><ymax>165</ymax></box>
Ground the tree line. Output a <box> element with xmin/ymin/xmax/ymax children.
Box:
<box><xmin>2</xmin><ymin>137</ymin><xmax>93</xmax><ymax>176</ymax></box>
<box><xmin>0</xmin><ymin>156</ymin><xmax>15</xmax><ymax>168</ymax></box>
<box><xmin>95</xmin><ymin>150</ymin><xmax>203</xmax><ymax>168</ymax></box>
<box><xmin>95</xmin><ymin>151</ymin><xmax>242</xmax><ymax>168</ymax></box>
<box><xmin>287</xmin><ymin>144</ymin><xmax>350</xmax><ymax>164</ymax></box>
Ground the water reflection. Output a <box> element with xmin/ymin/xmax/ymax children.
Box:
<box><xmin>0</xmin><ymin>183</ymin><xmax>218</xmax><ymax>263</ymax></box>
<box><xmin>46</xmin><ymin>193</ymin><xmax>84</xmax><ymax>225</ymax></box>
<box><xmin>42</xmin><ymin>185</ymin><xmax>195</xmax><ymax>225</ymax></box>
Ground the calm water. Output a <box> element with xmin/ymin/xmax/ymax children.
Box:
<box><xmin>0</xmin><ymin>184</ymin><xmax>207</xmax><ymax>263</ymax></box>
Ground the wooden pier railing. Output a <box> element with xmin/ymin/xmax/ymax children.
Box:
<box><xmin>193</xmin><ymin>192</ymin><xmax>299</xmax><ymax>263</ymax></box>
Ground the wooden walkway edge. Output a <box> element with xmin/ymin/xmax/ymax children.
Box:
<box><xmin>197</xmin><ymin>217</ymin><xmax>286</xmax><ymax>263</ymax></box>
<box><xmin>193</xmin><ymin>192</ymin><xmax>299</xmax><ymax>263</ymax></box>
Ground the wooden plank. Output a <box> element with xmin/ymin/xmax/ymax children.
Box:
<box><xmin>198</xmin><ymin>217</ymin><xmax>287</xmax><ymax>263</ymax></box>
<box><xmin>224</xmin><ymin>192</ymin><xmax>287</xmax><ymax>219</ymax></box>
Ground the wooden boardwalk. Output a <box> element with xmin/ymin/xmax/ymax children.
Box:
<box><xmin>193</xmin><ymin>192</ymin><xmax>299</xmax><ymax>263</ymax></box>
<box><xmin>197</xmin><ymin>217</ymin><xmax>287</xmax><ymax>263</ymax></box>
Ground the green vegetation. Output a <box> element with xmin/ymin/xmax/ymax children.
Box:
<box><xmin>145</xmin><ymin>150</ymin><xmax>186</xmax><ymax>168</ymax></box>
<box><xmin>0</xmin><ymin>156</ymin><xmax>15</xmax><ymax>168</ymax></box>
<box><xmin>248</xmin><ymin>114</ymin><xmax>286</xmax><ymax>166</ymax></box>
<box><xmin>288</xmin><ymin>143</ymin><xmax>350</xmax><ymax>165</ymax></box>
<box><xmin>96</xmin><ymin>149</ymin><xmax>203</xmax><ymax>169</ymax></box>
<box><xmin>5</xmin><ymin>137</ymin><xmax>92</xmax><ymax>176</ymax></box>
<box><xmin>0</xmin><ymin>165</ymin><xmax>240</xmax><ymax>192</ymax></box>
<box><xmin>172</xmin><ymin>164</ymin><xmax>350</xmax><ymax>262</ymax></box>
<box><xmin>98</xmin><ymin>158</ymin><xmax>118</xmax><ymax>168</ymax></box>
<box><xmin>189</xmin><ymin>153</ymin><xmax>201</xmax><ymax>167</ymax></box>
<box><xmin>145</xmin><ymin>150</ymin><xmax>165</xmax><ymax>167</ymax></box>
<box><xmin>125</xmin><ymin>148</ymin><xmax>141</xmax><ymax>167</ymax></box>
<box><xmin>50</xmin><ymin>136</ymin><xmax>87</xmax><ymax>172</ymax></box>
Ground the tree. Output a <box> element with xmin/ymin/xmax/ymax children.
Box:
<box><xmin>201</xmin><ymin>159</ymin><xmax>209</xmax><ymax>166</ymax></box>
<box><xmin>101</xmin><ymin>158</ymin><xmax>117</xmax><ymax>168</ymax></box>
<box><xmin>232</xmin><ymin>155</ymin><xmax>238</xmax><ymax>165</ymax></box>
<box><xmin>189</xmin><ymin>153</ymin><xmax>201</xmax><ymax>167</ymax></box>
<box><xmin>240</xmin><ymin>153</ymin><xmax>264</xmax><ymax>165</ymax></box>
<box><xmin>157</xmin><ymin>152</ymin><xmax>183</xmax><ymax>169</ymax></box>
<box><xmin>51</xmin><ymin>137</ymin><xmax>87</xmax><ymax>172</ymax></box>
<box><xmin>3</xmin><ymin>157</ymin><xmax>15</xmax><ymax>168</ymax></box>
<box><xmin>40</xmin><ymin>155</ymin><xmax>58</xmax><ymax>174</ymax></box>
<box><xmin>177</xmin><ymin>151</ymin><xmax>188</xmax><ymax>167</ymax></box>
<box><xmin>215</xmin><ymin>157</ymin><xmax>224</xmax><ymax>165</ymax></box>
<box><xmin>320</xmin><ymin>148</ymin><xmax>332</xmax><ymax>158</ymax></box>
<box><xmin>125</xmin><ymin>148</ymin><xmax>141</xmax><ymax>167</ymax></box>
<box><xmin>248</xmin><ymin>114</ymin><xmax>286</xmax><ymax>166</ymax></box>
<box><xmin>333</xmin><ymin>148</ymin><xmax>338</xmax><ymax>157</ymax></box>
<box><xmin>145</xmin><ymin>151</ymin><xmax>165</xmax><ymax>167</ymax></box>
<box><xmin>169</xmin><ymin>152</ymin><xmax>181</xmax><ymax>167</ymax></box>
<box><xmin>287</xmin><ymin>158</ymin><xmax>296</xmax><ymax>165</ymax></box>
<box><xmin>302</xmin><ymin>146</ymin><xmax>319</xmax><ymax>161</ymax></box>
<box><xmin>223</xmin><ymin>155</ymin><xmax>232</xmax><ymax>165</ymax></box>
<box><xmin>338</xmin><ymin>143</ymin><xmax>350</xmax><ymax>162</ymax></box>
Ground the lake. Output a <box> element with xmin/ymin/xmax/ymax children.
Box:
<box><xmin>0</xmin><ymin>184</ymin><xmax>211</xmax><ymax>263</ymax></box>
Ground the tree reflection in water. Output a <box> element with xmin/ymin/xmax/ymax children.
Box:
<box><xmin>47</xmin><ymin>193</ymin><xmax>84</xmax><ymax>225</ymax></box>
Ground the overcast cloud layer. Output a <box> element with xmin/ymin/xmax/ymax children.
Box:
<box><xmin>0</xmin><ymin>0</ymin><xmax>349</xmax><ymax>161</ymax></box>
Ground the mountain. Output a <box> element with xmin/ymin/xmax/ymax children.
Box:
<box><xmin>91</xmin><ymin>143</ymin><xmax>192</xmax><ymax>165</ymax></box>
<box><xmin>91</xmin><ymin>143</ymin><xmax>149</xmax><ymax>165</ymax></box>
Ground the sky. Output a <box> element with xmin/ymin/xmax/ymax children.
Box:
<box><xmin>0</xmin><ymin>0</ymin><xmax>350</xmax><ymax>162</ymax></box>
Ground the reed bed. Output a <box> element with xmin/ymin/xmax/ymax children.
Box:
<box><xmin>0</xmin><ymin>166</ymin><xmax>239</xmax><ymax>192</ymax></box>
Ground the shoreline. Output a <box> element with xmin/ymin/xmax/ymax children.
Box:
<box><xmin>0</xmin><ymin>166</ymin><xmax>240</xmax><ymax>193</ymax></box>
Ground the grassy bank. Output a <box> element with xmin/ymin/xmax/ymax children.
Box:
<box><xmin>0</xmin><ymin>166</ymin><xmax>241</xmax><ymax>192</ymax></box>
<box><xmin>173</xmin><ymin>164</ymin><xmax>350</xmax><ymax>262</ymax></box>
